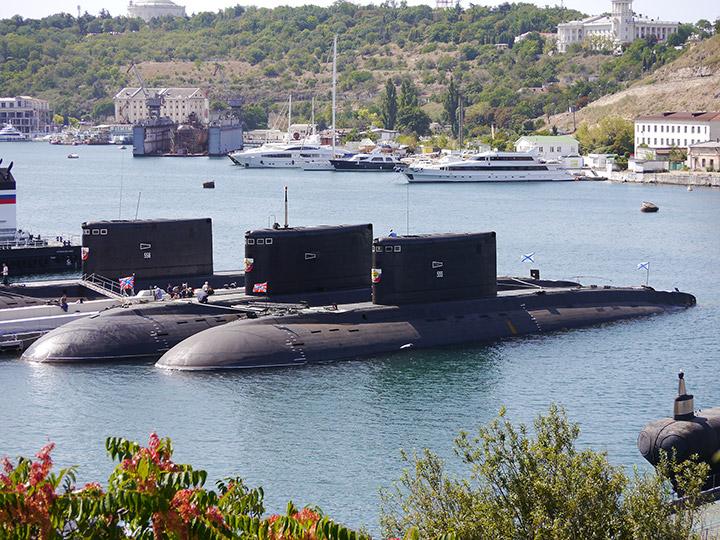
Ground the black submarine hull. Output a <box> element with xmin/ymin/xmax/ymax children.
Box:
<box><xmin>22</xmin><ymin>301</ymin><xmax>246</xmax><ymax>363</ymax></box>
<box><xmin>155</xmin><ymin>287</ymin><xmax>695</xmax><ymax>370</ymax></box>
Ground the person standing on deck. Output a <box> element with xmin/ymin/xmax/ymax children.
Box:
<box><xmin>2</xmin><ymin>263</ymin><xmax>8</xmax><ymax>286</ymax></box>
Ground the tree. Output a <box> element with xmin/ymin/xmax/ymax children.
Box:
<box><xmin>380</xmin><ymin>405</ymin><xmax>708</xmax><ymax>540</ymax></box>
<box><xmin>380</xmin><ymin>78</ymin><xmax>398</xmax><ymax>130</ymax></box>
<box><xmin>396</xmin><ymin>79</ymin><xmax>431</xmax><ymax>136</ymax></box>
<box><xmin>441</xmin><ymin>75</ymin><xmax>459</xmax><ymax>138</ymax></box>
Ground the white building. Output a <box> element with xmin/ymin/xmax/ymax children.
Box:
<box><xmin>127</xmin><ymin>0</ymin><xmax>186</xmax><ymax>21</ymax></box>
<box><xmin>514</xmin><ymin>135</ymin><xmax>579</xmax><ymax>160</ymax></box>
<box><xmin>634</xmin><ymin>112</ymin><xmax>720</xmax><ymax>156</ymax></box>
<box><xmin>0</xmin><ymin>96</ymin><xmax>52</xmax><ymax>137</ymax></box>
<box><xmin>557</xmin><ymin>0</ymin><xmax>678</xmax><ymax>53</ymax></box>
<box><xmin>687</xmin><ymin>141</ymin><xmax>720</xmax><ymax>171</ymax></box>
<box><xmin>114</xmin><ymin>87</ymin><xmax>209</xmax><ymax>125</ymax></box>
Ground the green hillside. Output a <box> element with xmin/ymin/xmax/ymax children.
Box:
<box><xmin>0</xmin><ymin>2</ymin><xmax>710</xmax><ymax>143</ymax></box>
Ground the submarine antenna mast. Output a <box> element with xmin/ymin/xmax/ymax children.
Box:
<box><xmin>674</xmin><ymin>370</ymin><xmax>694</xmax><ymax>420</ymax></box>
<box><xmin>284</xmin><ymin>186</ymin><xmax>288</xmax><ymax>229</ymax></box>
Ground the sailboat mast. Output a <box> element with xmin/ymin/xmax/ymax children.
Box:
<box><xmin>332</xmin><ymin>34</ymin><xmax>337</xmax><ymax>158</ymax></box>
<box><xmin>288</xmin><ymin>94</ymin><xmax>292</xmax><ymax>140</ymax></box>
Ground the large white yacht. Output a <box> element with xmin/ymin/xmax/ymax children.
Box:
<box><xmin>227</xmin><ymin>141</ymin><xmax>335</xmax><ymax>168</ymax></box>
<box><xmin>400</xmin><ymin>151</ymin><xmax>575</xmax><ymax>183</ymax></box>
<box><xmin>0</xmin><ymin>124</ymin><xmax>28</xmax><ymax>142</ymax></box>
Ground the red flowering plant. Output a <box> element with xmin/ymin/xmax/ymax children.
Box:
<box><xmin>0</xmin><ymin>432</ymin><xmax>372</xmax><ymax>540</ymax></box>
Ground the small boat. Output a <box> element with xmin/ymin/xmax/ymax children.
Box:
<box><xmin>687</xmin><ymin>186</ymin><xmax>693</xmax><ymax>192</ymax></box>
<box><xmin>641</xmin><ymin>201</ymin><xmax>659</xmax><ymax>213</ymax></box>
<box><xmin>202</xmin><ymin>181</ymin><xmax>215</xmax><ymax>189</ymax></box>
<box><xmin>67</xmin><ymin>153</ymin><xmax>79</xmax><ymax>159</ymax></box>
<box><xmin>119</xmin><ymin>145</ymin><xmax>127</xmax><ymax>150</ymax></box>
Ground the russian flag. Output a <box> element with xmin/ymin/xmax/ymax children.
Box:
<box><xmin>0</xmin><ymin>194</ymin><xmax>16</xmax><ymax>205</ymax></box>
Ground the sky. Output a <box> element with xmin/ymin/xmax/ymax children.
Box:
<box><xmin>0</xmin><ymin>0</ymin><xmax>716</xmax><ymax>26</ymax></box>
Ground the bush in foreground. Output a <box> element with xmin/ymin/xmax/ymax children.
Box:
<box><xmin>380</xmin><ymin>404</ymin><xmax>709</xmax><ymax>540</ymax></box>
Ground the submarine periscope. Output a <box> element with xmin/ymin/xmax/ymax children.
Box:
<box><xmin>155</xmin><ymin>229</ymin><xmax>695</xmax><ymax>370</ymax></box>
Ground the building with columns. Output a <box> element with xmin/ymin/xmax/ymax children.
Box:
<box><xmin>127</xmin><ymin>0</ymin><xmax>186</xmax><ymax>21</ymax></box>
<box><xmin>114</xmin><ymin>87</ymin><xmax>209</xmax><ymax>125</ymax></box>
<box><xmin>557</xmin><ymin>0</ymin><xmax>678</xmax><ymax>53</ymax></box>
<box><xmin>0</xmin><ymin>96</ymin><xmax>52</xmax><ymax>137</ymax></box>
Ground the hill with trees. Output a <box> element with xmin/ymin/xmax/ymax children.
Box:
<box><xmin>0</xmin><ymin>2</ymin><xmax>715</xmax><ymax>149</ymax></box>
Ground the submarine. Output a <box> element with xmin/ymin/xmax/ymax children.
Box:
<box><xmin>638</xmin><ymin>372</ymin><xmax>720</xmax><ymax>491</ymax></box>
<box><xmin>155</xmin><ymin>230</ymin><xmax>695</xmax><ymax>370</ymax></box>
<box><xmin>21</xmin><ymin>223</ymin><xmax>374</xmax><ymax>363</ymax></box>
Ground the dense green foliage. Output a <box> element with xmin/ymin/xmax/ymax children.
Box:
<box><xmin>0</xmin><ymin>2</ymin><xmax>710</xmax><ymax>144</ymax></box>
<box><xmin>380</xmin><ymin>405</ymin><xmax>709</xmax><ymax>540</ymax></box>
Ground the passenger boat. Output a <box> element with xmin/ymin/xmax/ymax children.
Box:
<box><xmin>400</xmin><ymin>151</ymin><xmax>575</xmax><ymax>183</ymax></box>
<box><xmin>0</xmin><ymin>124</ymin><xmax>28</xmax><ymax>142</ymax></box>
<box><xmin>329</xmin><ymin>152</ymin><xmax>405</xmax><ymax>171</ymax></box>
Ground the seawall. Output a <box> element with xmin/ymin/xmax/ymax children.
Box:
<box><xmin>606</xmin><ymin>171</ymin><xmax>720</xmax><ymax>188</ymax></box>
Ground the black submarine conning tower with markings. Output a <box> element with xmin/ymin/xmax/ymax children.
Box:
<box><xmin>244</xmin><ymin>224</ymin><xmax>373</xmax><ymax>296</ymax></box>
<box><xmin>81</xmin><ymin>218</ymin><xmax>213</xmax><ymax>281</ymax></box>
<box><xmin>372</xmin><ymin>232</ymin><xmax>497</xmax><ymax>305</ymax></box>
<box><xmin>638</xmin><ymin>372</ymin><xmax>720</xmax><ymax>489</ymax></box>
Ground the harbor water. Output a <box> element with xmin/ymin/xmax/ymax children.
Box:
<box><xmin>1</xmin><ymin>142</ymin><xmax>719</xmax><ymax>534</ymax></box>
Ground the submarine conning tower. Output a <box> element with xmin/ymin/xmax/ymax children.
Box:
<box><xmin>244</xmin><ymin>223</ymin><xmax>372</xmax><ymax>296</ymax></box>
<box><xmin>638</xmin><ymin>372</ymin><xmax>720</xmax><ymax>486</ymax></box>
<box><xmin>81</xmin><ymin>218</ymin><xmax>213</xmax><ymax>282</ymax></box>
<box><xmin>372</xmin><ymin>231</ymin><xmax>497</xmax><ymax>305</ymax></box>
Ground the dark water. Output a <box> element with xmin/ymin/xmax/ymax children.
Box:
<box><xmin>0</xmin><ymin>142</ymin><xmax>719</xmax><ymax>533</ymax></box>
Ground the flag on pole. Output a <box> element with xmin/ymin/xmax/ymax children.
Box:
<box><xmin>522</xmin><ymin>252</ymin><xmax>535</xmax><ymax>263</ymax></box>
<box><xmin>252</xmin><ymin>282</ymin><xmax>268</xmax><ymax>293</ymax></box>
<box><xmin>119</xmin><ymin>275</ymin><xmax>134</xmax><ymax>291</ymax></box>
<box><xmin>637</xmin><ymin>262</ymin><xmax>649</xmax><ymax>271</ymax></box>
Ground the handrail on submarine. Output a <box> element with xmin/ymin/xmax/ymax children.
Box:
<box><xmin>79</xmin><ymin>273</ymin><xmax>126</xmax><ymax>299</ymax></box>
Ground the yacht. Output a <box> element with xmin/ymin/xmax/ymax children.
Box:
<box><xmin>400</xmin><ymin>151</ymin><xmax>576</xmax><ymax>183</ymax></box>
<box><xmin>228</xmin><ymin>142</ymin><xmax>335</xmax><ymax>168</ymax></box>
<box><xmin>0</xmin><ymin>124</ymin><xmax>28</xmax><ymax>142</ymax></box>
<box><xmin>329</xmin><ymin>152</ymin><xmax>405</xmax><ymax>171</ymax></box>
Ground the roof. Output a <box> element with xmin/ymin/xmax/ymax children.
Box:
<box><xmin>515</xmin><ymin>135</ymin><xmax>578</xmax><ymax>144</ymax></box>
<box><xmin>635</xmin><ymin>112</ymin><xmax>720</xmax><ymax>122</ymax></box>
<box><xmin>114</xmin><ymin>87</ymin><xmax>205</xmax><ymax>100</ymax></box>
<box><xmin>689</xmin><ymin>140</ymin><xmax>720</xmax><ymax>149</ymax></box>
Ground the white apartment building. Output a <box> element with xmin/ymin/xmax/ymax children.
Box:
<box><xmin>514</xmin><ymin>135</ymin><xmax>579</xmax><ymax>160</ymax></box>
<box><xmin>114</xmin><ymin>87</ymin><xmax>209</xmax><ymax>125</ymax></box>
<box><xmin>634</xmin><ymin>112</ymin><xmax>720</xmax><ymax>155</ymax></box>
<box><xmin>127</xmin><ymin>0</ymin><xmax>186</xmax><ymax>21</ymax></box>
<box><xmin>0</xmin><ymin>96</ymin><xmax>52</xmax><ymax>137</ymax></box>
<box><xmin>557</xmin><ymin>0</ymin><xmax>678</xmax><ymax>53</ymax></box>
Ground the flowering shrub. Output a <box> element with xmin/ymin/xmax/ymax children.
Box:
<box><xmin>0</xmin><ymin>432</ymin><xmax>369</xmax><ymax>540</ymax></box>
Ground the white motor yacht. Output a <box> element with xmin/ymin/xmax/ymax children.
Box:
<box><xmin>401</xmin><ymin>151</ymin><xmax>575</xmax><ymax>183</ymax></box>
<box><xmin>0</xmin><ymin>124</ymin><xmax>28</xmax><ymax>142</ymax></box>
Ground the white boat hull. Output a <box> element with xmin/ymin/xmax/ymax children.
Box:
<box><xmin>402</xmin><ymin>169</ymin><xmax>575</xmax><ymax>183</ymax></box>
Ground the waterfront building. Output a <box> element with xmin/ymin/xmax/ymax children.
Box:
<box><xmin>127</xmin><ymin>0</ymin><xmax>186</xmax><ymax>21</ymax></box>
<box><xmin>514</xmin><ymin>135</ymin><xmax>579</xmax><ymax>161</ymax></box>
<box><xmin>0</xmin><ymin>96</ymin><xmax>52</xmax><ymax>138</ymax></box>
<box><xmin>687</xmin><ymin>141</ymin><xmax>720</xmax><ymax>171</ymax></box>
<box><xmin>557</xmin><ymin>0</ymin><xmax>678</xmax><ymax>53</ymax></box>
<box><xmin>114</xmin><ymin>87</ymin><xmax>209</xmax><ymax>125</ymax></box>
<box><xmin>634</xmin><ymin>112</ymin><xmax>720</xmax><ymax>156</ymax></box>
